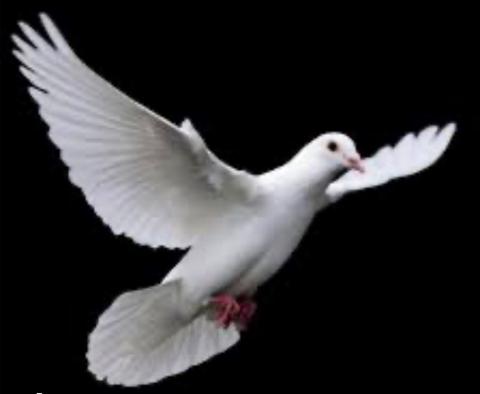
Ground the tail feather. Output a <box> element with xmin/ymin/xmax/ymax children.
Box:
<box><xmin>87</xmin><ymin>280</ymin><xmax>240</xmax><ymax>386</ymax></box>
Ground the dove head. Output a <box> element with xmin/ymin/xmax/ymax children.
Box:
<box><xmin>266</xmin><ymin>132</ymin><xmax>364</xmax><ymax>193</ymax></box>
<box><xmin>318</xmin><ymin>133</ymin><xmax>364</xmax><ymax>173</ymax></box>
<box><xmin>297</xmin><ymin>133</ymin><xmax>365</xmax><ymax>175</ymax></box>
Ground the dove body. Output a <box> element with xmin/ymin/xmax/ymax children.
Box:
<box><xmin>13</xmin><ymin>14</ymin><xmax>456</xmax><ymax>387</ymax></box>
<box><xmin>163</xmin><ymin>150</ymin><xmax>337</xmax><ymax>301</ymax></box>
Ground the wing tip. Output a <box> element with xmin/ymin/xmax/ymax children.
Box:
<box><xmin>443</xmin><ymin>121</ymin><xmax>457</xmax><ymax>134</ymax></box>
<box><xmin>38</xmin><ymin>12</ymin><xmax>54</xmax><ymax>30</ymax></box>
<box><xmin>37</xmin><ymin>12</ymin><xmax>74</xmax><ymax>56</ymax></box>
<box><xmin>437</xmin><ymin>122</ymin><xmax>457</xmax><ymax>144</ymax></box>
<box><xmin>11</xmin><ymin>34</ymin><xmax>23</xmax><ymax>51</ymax></box>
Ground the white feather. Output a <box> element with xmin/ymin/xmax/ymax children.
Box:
<box><xmin>13</xmin><ymin>15</ymin><xmax>257</xmax><ymax>250</ymax></box>
<box><xmin>87</xmin><ymin>280</ymin><xmax>239</xmax><ymax>387</ymax></box>
<box><xmin>326</xmin><ymin>123</ymin><xmax>456</xmax><ymax>201</ymax></box>
<box><xmin>13</xmin><ymin>14</ymin><xmax>457</xmax><ymax>388</ymax></box>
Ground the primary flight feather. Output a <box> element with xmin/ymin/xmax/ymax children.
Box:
<box><xmin>13</xmin><ymin>14</ymin><xmax>456</xmax><ymax>387</ymax></box>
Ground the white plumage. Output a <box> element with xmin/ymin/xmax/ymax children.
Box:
<box><xmin>326</xmin><ymin>124</ymin><xmax>456</xmax><ymax>201</ymax></box>
<box><xmin>87</xmin><ymin>280</ymin><xmax>239</xmax><ymax>386</ymax></box>
<box><xmin>13</xmin><ymin>14</ymin><xmax>456</xmax><ymax>387</ymax></box>
<box><xmin>13</xmin><ymin>14</ymin><xmax>256</xmax><ymax>250</ymax></box>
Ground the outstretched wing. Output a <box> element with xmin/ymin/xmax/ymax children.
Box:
<box><xmin>326</xmin><ymin>123</ymin><xmax>456</xmax><ymax>201</ymax></box>
<box><xmin>13</xmin><ymin>14</ymin><xmax>258</xmax><ymax>249</ymax></box>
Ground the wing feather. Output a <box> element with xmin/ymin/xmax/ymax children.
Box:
<box><xmin>14</xmin><ymin>14</ymin><xmax>257</xmax><ymax>249</ymax></box>
<box><xmin>326</xmin><ymin>124</ymin><xmax>456</xmax><ymax>201</ymax></box>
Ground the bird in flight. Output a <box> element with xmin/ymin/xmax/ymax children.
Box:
<box><xmin>13</xmin><ymin>14</ymin><xmax>456</xmax><ymax>387</ymax></box>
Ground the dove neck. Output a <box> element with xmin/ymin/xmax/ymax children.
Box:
<box><xmin>262</xmin><ymin>150</ymin><xmax>342</xmax><ymax>198</ymax></box>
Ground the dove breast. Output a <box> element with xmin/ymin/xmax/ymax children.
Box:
<box><xmin>163</xmin><ymin>176</ymin><xmax>320</xmax><ymax>301</ymax></box>
<box><xmin>227</xmin><ymin>186</ymin><xmax>320</xmax><ymax>295</ymax></box>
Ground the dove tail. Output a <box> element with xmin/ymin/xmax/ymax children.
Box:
<box><xmin>87</xmin><ymin>280</ymin><xmax>240</xmax><ymax>387</ymax></box>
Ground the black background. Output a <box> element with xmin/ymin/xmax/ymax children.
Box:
<box><xmin>0</xmin><ymin>2</ymin><xmax>477</xmax><ymax>393</ymax></box>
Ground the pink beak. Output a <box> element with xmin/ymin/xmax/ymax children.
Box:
<box><xmin>347</xmin><ymin>157</ymin><xmax>365</xmax><ymax>173</ymax></box>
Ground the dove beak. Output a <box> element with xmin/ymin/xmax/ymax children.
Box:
<box><xmin>347</xmin><ymin>157</ymin><xmax>365</xmax><ymax>173</ymax></box>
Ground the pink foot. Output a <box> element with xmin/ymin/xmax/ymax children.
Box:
<box><xmin>210</xmin><ymin>295</ymin><xmax>257</xmax><ymax>330</ymax></box>
<box><xmin>235</xmin><ymin>298</ymin><xmax>257</xmax><ymax>331</ymax></box>
<box><xmin>211</xmin><ymin>294</ymin><xmax>241</xmax><ymax>328</ymax></box>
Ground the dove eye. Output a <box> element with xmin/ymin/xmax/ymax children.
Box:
<box><xmin>327</xmin><ymin>141</ymin><xmax>338</xmax><ymax>152</ymax></box>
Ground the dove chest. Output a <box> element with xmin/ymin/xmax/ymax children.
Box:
<box><xmin>164</xmin><ymin>192</ymin><xmax>319</xmax><ymax>300</ymax></box>
<box><xmin>228</xmin><ymin>194</ymin><xmax>318</xmax><ymax>295</ymax></box>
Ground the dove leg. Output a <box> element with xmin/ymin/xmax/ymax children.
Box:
<box><xmin>211</xmin><ymin>294</ymin><xmax>241</xmax><ymax>328</ymax></box>
<box><xmin>210</xmin><ymin>294</ymin><xmax>257</xmax><ymax>330</ymax></box>
<box><xmin>235</xmin><ymin>297</ymin><xmax>257</xmax><ymax>331</ymax></box>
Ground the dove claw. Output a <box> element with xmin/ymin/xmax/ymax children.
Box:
<box><xmin>211</xmin><ymin>294</ymin><xmax>241</xmax><ymax>328</ymax></box>
<box><xmin>210</xmin><ymin>294</ymin><xmax>257</xmax><ymax>330</ymax></box>
<box><xmin>235</xmin><ymin>298</ymin><xmax>257</xmax><ymax>331</ymax></box>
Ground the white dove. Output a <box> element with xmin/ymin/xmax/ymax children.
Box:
<box><xmin>13</xmin><ymin>14</ymin><xmax>456</xmax><ymax>387</ymax></box>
